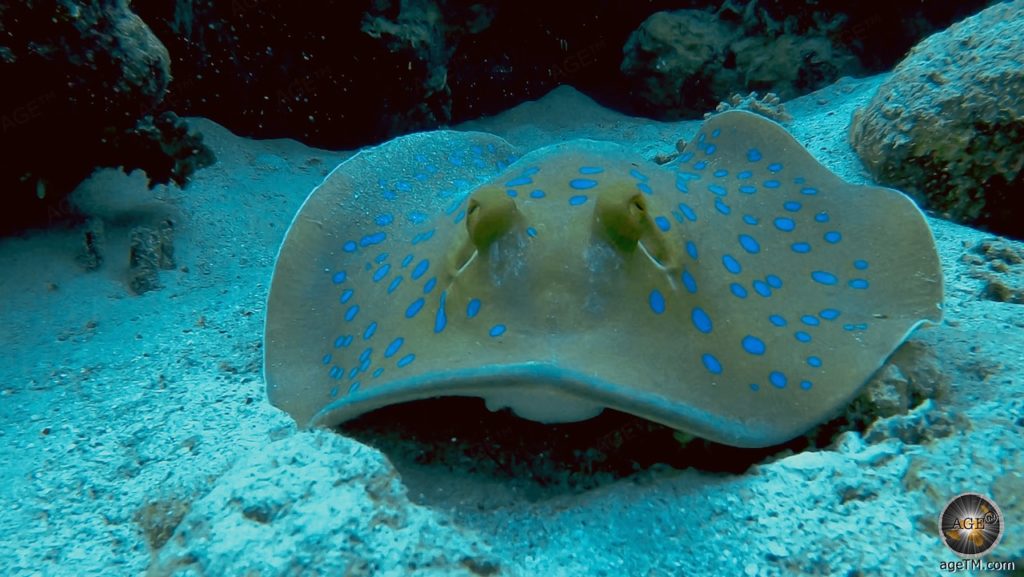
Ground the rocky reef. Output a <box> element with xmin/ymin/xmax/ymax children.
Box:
<box><xmin>850</xmin><ymin>0</ymin><xmax>1024</xmax><ymax>239</ymax></box>
<box><xmin>0</xmin><ymin>0</ymin><xmax>214</xmax><ymax>234</ymax></box>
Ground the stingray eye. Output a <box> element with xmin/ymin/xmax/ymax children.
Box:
<box><xmin>595</xmin><ymin>187</ymin><xmax>649</xmax><ymax>250</ymax></box>
<box><xmin>466</xmin><ymin>187</ymin><xmax>519</xmax><ymax>250</ymax></box>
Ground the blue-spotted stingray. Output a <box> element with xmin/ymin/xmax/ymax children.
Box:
<box><xmin>264</xmin><ymin>110</ymin><xmax>942</xmax><ymax>448</ymax></box>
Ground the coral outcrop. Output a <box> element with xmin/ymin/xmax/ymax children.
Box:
<box><xmin>849</xmin><ymin>0</ymin><xmax>1024</xmax><ymax>238</ymax></box>
<box><xmin>0</xmin><ymin>0</ymin><xmax>214</xmax><ymax>234</ymax></box>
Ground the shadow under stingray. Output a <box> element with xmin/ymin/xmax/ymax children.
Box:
<box><xmin>338</xmin><ymin>397</ymin><xmax>855</xmax><ymax>503</ymax></box>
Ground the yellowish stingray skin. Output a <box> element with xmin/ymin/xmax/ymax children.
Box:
<box><xmin>265</xmin><ymin>112</ymin><xmax>943</xmax><ymax>448</ymax></box>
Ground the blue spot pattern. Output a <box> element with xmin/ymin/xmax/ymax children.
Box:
<box><xmin>316</xmin><ymin>141</ymin><xmax>887</xmax><ymax>404</ymax></box>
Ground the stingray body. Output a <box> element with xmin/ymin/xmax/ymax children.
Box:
<box><xmin>264</xmin><ymin>111</ymin><xmax>942</xmax><ymax>448</ymax></box>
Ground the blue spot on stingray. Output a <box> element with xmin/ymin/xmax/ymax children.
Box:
<box><xmin>766</xmin><ymin>274</ymin><xmax>783</xmax><ymax>289</ymax></box>
<box><xmin>815</xmin><ymin>211</ymin><xmax>830</xmax><ymax>223</ymax></box>
<box><xmin>794</xmin><ymin>331</ymin><xmax>812</xmax><ymax>343</ymax></box>
<box><xmin>375</xmin><ymin>214</ymin><xmax>394</xmax><ymax>226</ymax></box>
<box><xmin>702</xmin><ymin>353</ymin><xmax>723</xmax><ymax>374</ymax></box>
<box><xmin>675</xmin><ymin>178</ymin><xmax>690</xmax><ymax>194</ymax></box>
<box><xmin>374</xmin><ymin>252</ymin><xmax>389</xmax><ymax>264</ymax></box>
<box><xmin>680</xmin><ymin>152</ymin><xmax>694</xmax><ymax>162</ymax></box>
<box><xmin>359</xmin><ymin>347</ymin><xmax>372</xmax><ymax>363</ymax></box>
<box><xmin>743</xmin><ymin>214</ymin><xmax>759</xmax><ymax>225</ymax></box>
<box><xmin>849</xmin><ymin>279</ymin><xmax>870</xmax><ymax>289</ymax></box>
<box><xmin>749</xmin><ymin>383</ymin><xmax>760</xmax><ymax>392</ymax></box>
<box><xmin>800</xmin><ymin>187</ymin><xmax>818</xmax><ymax>195</ymax></box>
<box><xmin>397</xmin><ymin>354</ymin><xmax>415</xmax><ymax>368</ymax></box>
<box><xmin>708</xmin><ymin>184</ymin><xmax>727</xmax><ymax>196</ymax></box>
<box><xmin>423</xmin><ymin>277</ymin><xmax>437</xmax><ymax>294</ymax></box>
<box><xmin>682</xmin><ymin>269</ymin><xmax>698</xmax><ymax>294</ymax></box>
<box><xmin>693</xmin><ymin>160</ymin><xmax>708</xmax><ymax>170</ymax></box>
<box><xmin>569</xmin><ymin>195</ymin><xmax>588</xmax><ymax>206</ymax></box>
<box><xmin>489</xmin><ymin>324</ymin><xmax>506</xmax><ymax>337</ymax></box>
<box><xmin>467</xmin><ymin>298</ymin><xmax>481</xmax><ymax>318</ymax></box>
<box><xmin>454</xmin><ymin>209</ymin><xmax>466</xmax><ymax>224</ymax></box>
<box><xmin>384</xmin><ymin>337</ymin><xmax>404</xmax><ymax>358</ymax></box>
<box><xmin>854</xmin><ymin>259</ymin><xmax>869</xmax><ymax>270</ymax></box>
<box><xmin>411</xmin><ymin>259</ymin><xmax>429</xmax><ymax>280</ymax></box>
<box><xmin>715</xmin><ymin>197</ymin><xmax>731</xmax><ymax>215</ymax></box>
<box><xmin>649</xmin><ymin>289</ymin><xmax>666</xmax><ymax>314</ymax></box>
<box><xmin>820</xmin><ymin>308</ymin><xmax>841</xmax><ymax>320</ymax></box>
<box><xmin>345</xmin><ymin>305</ymin><xmax>360</xmax><ymax>322</ymax></box>
<box><xmin>360</xmin><ymin>232</ymin><xmax>386</xmax><ymax>247</ymax></box>
<box><xmin>738</xmin><ymin>234</ymin><xmax>760</xmax><ymax>254</ymax></box>
<box><xmin>363</xmin><ymin>322</ymin><xmax>377</xmax><ymax>340</ymax></box>
<box><xmin>522</xmin><ymin>166</ymin><xmax>539</xmax><ymax>175</ymax></box>
<box><xmin>737</xmin><ymin>170</ymin><xmax>753</xmax><ymax>179</ymax></box>
<box><xmin>322</xmin><ymin>354</ymin><xmax>332</xmax><ymax>365</ymax></box>
<box><xmin>807</xmin><ymin>356</ymin><xmax>822</xmax><ymax>368</ymax></box>
<box><xmin>712</xmin><ymin>128</ymin><xmax>721</xmax><ymax>138</ymax></box>
<box><xmin>570</xmin><ymin>179</ymin><xmax>598</xmax><ymax>190</ymax></box>
<box><xmin>742</xmin><ymin>335</ymin><xmax>766</xmax><ymax>355</ymax></box>
<box><xmin>722</xmin><ymin>254</ymin><xmax>741</xmax><ymax>274</ymax></box>
<box><xmin>752</xmin><ymin>280</ymin><xmax>771</xmax><ymax>297</ymax></box>
<box><xmin>329</xmin><ymin>371</ymin><xmax>341</xmax><ymax>384</ymax></box>
<box><xmin>811</xmin><ymin>271</ymin><xmax>838</xmax><ymax>285</ymax></box>
<box><xmin>678</xmin><ymin>202</ymin><xmax>697</xmax><ymax>221</ymax></box>
<box><xmin>333</xmin><ymin>335</ymin><xmax>345</xmax><ymax>348</ymax></box>
<box><xmin>800</xmin><ymin>380</ymin><xmax>813</xmax><ymax>390</ymax></box>
<box><xmin>769</xmin><ymin>314</ymin><xmax>787</xmax><ymax>327</ymax></box>
<box><xmin>767</xmin><ymin>162</ymin><xmax>783</xmax><ymax>172</ymax></box>
<box><xmin>763</xmin><ymin>180</ymin><xmax>781</xmax><ymax>189</ymax></box>
<box><xmin>686</xmin><ymin>241</ymin><xmax>699</xmax><ymax>260</ymax></box>
<box><xmin>629</xmin><ymin>168</ymin><xmax>648</xmax><ymax>181</ymax></box>
<box><xmin>527</xmin><ymin>226</ymin><xmax>538</xmax><ymax>238</ymax></box>
<box><xmin>655</xmin><ymin>216</ymin><xmax>671</xmax><ymax>231</ymax></box>
<box><xmin>395</xmin><ymin>181</ymin><xmax>412</xmax><ymax>192</ymax></box>
<box><xmin>637</xmin><ymin>182</ymin><xmax>653</xmax><ymax>195</ymax></box>
<box><xmin>506</xmin><ymin>189</ymin><xmax>518</xmax><ymax>198</ymax></box>
<box><xmin>692</xmin><ymin>307</ymin><xmax>713</xmax><ymax>333</ymax></box>
<box><xmin>343</xmin><ymin>241</ymin><xmax>358</xmax><ymax>253</ymax></box>
<box><xmin>340</xmin><ymin>335</ymin><xmax>354</xmax><ymax>348</ymax></box>
<box><xmin>747</xmin><ymin>148</ymin><xmax>762</xmax><ymax>162</ymax></box>
<box><xmin>348</xmin><ymin>367</ymin><xmax>359</xmax><ymax>379</ymax></box>
<box><xmin>739</xmin><ymin>185</ymin><xmax>757</xmax><ymax>194</ymax></box>
<box><xmin>409</xmin><ymin>210</ymin><xmax>429</xmax><ymax>224</ymax></box>
<box><xmin>434</xmin><ymin>291</ymin><xmax>448</xmax><ymax>333</ymax></box>
<box><xmin>791</xmin><ymin>242</ymin><xmax>811</xmax><ymax>253</ymax></box>
<box><xmin>405</xmin><ymin>298</ymin><xmax>425</xmax><ymax>318</ymax></box>
<box><xmin>505</xmin><ymin>175</ymin><xmax>532</xmax><ymax>186</ymax></box>
<box><xmin>332</xmin><ymin>271</ymin><xmax>347</xmax><ymax>284</ymax></box>
<box><xmin>530</xmin><ymin>189</ymin><xmax>546</xmax><ymax>199</ymax></box>
<box><xmin>783</xmin><ymin>201</ymin><xmax>802</xmax><ymax>212</ymax></box>
<box><xmin>774</xmin><ymin>217</ymin><xmax>795</xmax><ymax>232</ymax></box>
<box><xmin>714</xmin><ymin>169</ymin><xmax>728</xmax><ymax>177</ymax></box>
<box><xmin>824</xmin><ymin>231</ymin><xmax>842</xmax><ymax>244</ymax></box>
<box><xmin>730</xmin><ymin>283</ymin><xmax>748</xmax><ymax>298</ymax></box>
<box><xmin>769</xmin><ymin>371</ymin><xmax>787</xmax><ymax>388</ymax></box>
<box><xmin>705</xmin><ymin>144</ymin><xmax>717</xmax><ymax>154</ymax></box>
<box><xmin>401</xmin><ymin>254</ymin><xmax>414</xmax><ymax>268</ymax></box>
<box><xmin>801</xmin><ymin>315</ymin><xmax>820</xmax><ymax>326</ymax></box>
<box><xmin>372</xmin><ymin>264</ymin><xmax>391</xmax><ymax>283</ymax></box>
<box><xmin>372</xmin><ymin>368</ymin><xmax>384</xmax><ymax>379</ymax></box>
<box><xmin>579</xmin><ymin>166</ymin><xmax>604</xmax><ymax>174</ymax></box>
<box><xmin>387</xmin><ymin>276</ymin><xmax>402</xmax><ymax>294</ymax></box>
